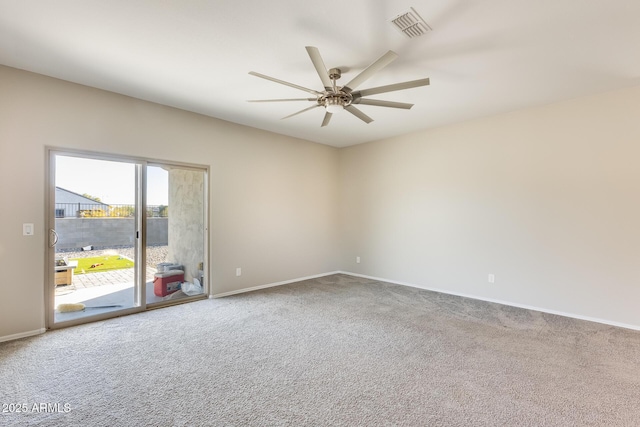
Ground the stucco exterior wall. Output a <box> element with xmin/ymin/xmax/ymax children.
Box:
<box><xmin>167</xmin><ymin>168</ymin><xmax>205</xmax><ymax>282</ymax></box>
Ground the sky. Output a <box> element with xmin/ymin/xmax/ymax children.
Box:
<box><xmin>55</xmin><ymin>155</ymin><xmax>168</xmax><ymax>205</ymax></box>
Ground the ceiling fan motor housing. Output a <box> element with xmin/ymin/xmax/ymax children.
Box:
<box><xmin>320</xmin><ymin>91</ymin><xmax>352</xmax><ymax>110</ymax></box>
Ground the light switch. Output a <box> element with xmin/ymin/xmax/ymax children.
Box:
<box><xmin>23</xmin><ymin>223</ymin><xmax>34</xmax><ymax>236</ymax></box>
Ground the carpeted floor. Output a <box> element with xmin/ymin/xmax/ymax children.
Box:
<box><xmin>1</xmin><ymin>274</ymin><xmax>639</xmax><ymax>426</ymax></box>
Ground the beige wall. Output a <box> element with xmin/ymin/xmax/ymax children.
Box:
<box><xmin>339</xmin><ymin>85</ymin><xmax>640</xmax><ymax>328</ymax></box>
<box><xmin>0</xmin><ymin>65</ymin><xmax>340</xmax><ymax>339</ymax></box>
<box><xmin>2</xmin><ymin>63</ymin><xmax>640</xmax><ymax>340</ymax></box>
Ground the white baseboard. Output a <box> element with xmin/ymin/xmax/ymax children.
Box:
<box><xmin>0</xmin><ymin>328</ymin><xmax>46</xmax><ymax>343</ymax></box>
<box><xmin>339</xmin><ymin>271</ymin><xmax>640</xmax><ymax>331</ymax></box>
<box><xmin>212</xmin><ymin>271</ymin><xmax>342</xmax><ymax>298</ymax></box>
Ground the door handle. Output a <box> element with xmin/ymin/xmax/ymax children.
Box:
<box><xmin>49</xmin><ymin>229</ymin><xmax>58</xmax><ymax>247</ymax></box>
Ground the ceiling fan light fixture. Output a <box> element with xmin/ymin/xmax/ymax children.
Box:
<box><xmin>324</xmin><ymin>97</ymin><xmax>345</xmax><ymax>114</ymax></box>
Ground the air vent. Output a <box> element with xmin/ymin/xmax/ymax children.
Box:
<box><xmin>390</xmin><ymin>7</ymin><xmax>432</xmax><ymax>38</ymax></box>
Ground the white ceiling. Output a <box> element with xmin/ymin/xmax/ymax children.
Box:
<box><xmin>1</xmin><ymin>1</ymin><xmax>640</xmax><ymax>148</ymax></box>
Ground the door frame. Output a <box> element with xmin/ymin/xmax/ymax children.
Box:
<box><xmin>45</xmin><ymin>147</ymin><xmax>210</xmax><ymax>330</ymax></box>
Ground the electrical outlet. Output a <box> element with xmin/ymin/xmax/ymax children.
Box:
<box><xmin>488</xmin><ymin>274</ymin><xmax>495</xmax><ymax>283</ymax></box>
<box><xmin>356</xmin><ymin>256</ymin><xmax>360</xmax><ymax>264</ymax></box>
<box><xmin>236</xmin><ymin>267</ymin><xmax>242</xmax><ymax>277</ymax></box>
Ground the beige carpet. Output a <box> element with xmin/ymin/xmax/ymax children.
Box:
<box><xmin>1</xmin><ymin>274</ymin><xmax>639</xmax><ymax>426</ymax></box>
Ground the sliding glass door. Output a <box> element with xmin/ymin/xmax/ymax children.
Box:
<box><xmin>145</xmin><ymin>164</ymin><xmax>206</xmax><ymax>305</ymax></box>
<box><xmin>47</xmin><ymin>149</ymin><xmax>208</xmax><ymax>328</ymax></box>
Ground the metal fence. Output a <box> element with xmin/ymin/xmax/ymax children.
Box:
<box><xmin>55</xmin><ymin>203</ymin><xmax>168</xmax><ymax>218</ymax></box>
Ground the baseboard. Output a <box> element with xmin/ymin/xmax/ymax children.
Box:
<box><xmin>339</xmin><ymin>271</ymin><xmax>640</xmax><ymax>331</ymax></box>
<box><xmin>0</xmin><ymin>328</ymin><xmax>46</xmax><ymax>343</ymax></box>
<box><xmin>212</xmin><ymin>271</ymin><xmax>342</xmax><ymax>298</ymax></box>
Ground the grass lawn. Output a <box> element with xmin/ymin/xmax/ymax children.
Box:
<box><xmin>71</xmin><ymin>255</ymin><xmax>134</xmax><ymax>275</ymax></box>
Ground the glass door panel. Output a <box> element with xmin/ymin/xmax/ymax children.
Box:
<box><xmin>51</xmin><ymin>154</ymin><xmax>142</xmax><ymax>325</ymax></box>
<box><xmin>145</xmin><ymin>164</ymin><xmax>206</xmax><ymax>304</ymax></box>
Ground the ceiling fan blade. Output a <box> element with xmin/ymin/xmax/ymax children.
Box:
<box><xmin>306</xmin><ymin>46</ymin><xmax>333</xmax><ymax>91</ymax></box>
<box><xmin>321</xmin><ymin>112</ymin><xmax>332</xmax><ymax>127</ymax></box>
<box><xmin>281</xmin><ymin>104</ymin><xmax>321</xmax><ymax>120</ymax></box>
<box><xmin>343</xmin><ymin>50</ymin><xmax>399</xmax><ymax>92</ymax></box>
<box><xmin>354</xmin><ymin>78</ymin><xmax>430</xmax><ymax>97</ymax></box>
<box><xmin>249</xmin><ymin>71</ymin><xmax>322</xmax><ymax>96</ymax></box>
<box><xmin>345</xmin><ymin>105</ymin><xmax>373</xmax><ymax>124</ymax></box>
<box><xmin>248</xmin><ymin>98</ymin><xmax>317</xmax><ymax>102</ymax></box>
<box><xmin>352</xmin><ymin>98</ymin><xmax>414</xmax><ymax>109</ymax></box>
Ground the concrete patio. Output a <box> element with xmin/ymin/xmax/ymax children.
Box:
<box><xmin>65</xmin><ymin>266</ymin><xmax>155</xmax><ymax>289</ymax></box>
<box><xmin>53</xmin><ymin>267</ymin><xmax>203</xmax><ymax>323</ymax></box>
<box><xmin>52</xmin><ymin>245</ymin><xmax>204</xmax><ymax>323</ymax></box>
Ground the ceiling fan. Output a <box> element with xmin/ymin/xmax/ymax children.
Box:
<box><xmin>248</xmin><ymin>46</ymin><xmax>430</xmax><ymax>127</ymax></box>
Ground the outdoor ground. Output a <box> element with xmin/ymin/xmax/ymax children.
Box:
<box><xmin>55</xmin><ymin>245</ymin><xmax>168</xmax><ymax>292</ymax></box>
<box><xmin>57</xmin><ymin>245</ymin><xmax>168</xmax><ymax>266</ymax></box>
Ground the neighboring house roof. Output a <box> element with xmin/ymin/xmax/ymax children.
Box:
<box><xmin>55</xmin><ymin>187</ymin><xmax>110</xmax><ymax>207</ymax></box>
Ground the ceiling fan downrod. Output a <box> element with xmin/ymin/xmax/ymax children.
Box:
<box><xmin>329</xmin><ymin>67</ymin><xmax>341</xmax><ymax>92</ymax></box>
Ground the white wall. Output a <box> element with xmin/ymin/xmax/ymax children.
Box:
<box><xmin>339</xmin><ymin>85</ymin><xmax>640</xmax><ymax>328</ymax></box>
<box><xmin>0</xmin><ymin>66</ymin><xmax>340</xmax><ymax>339</ymax></box>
